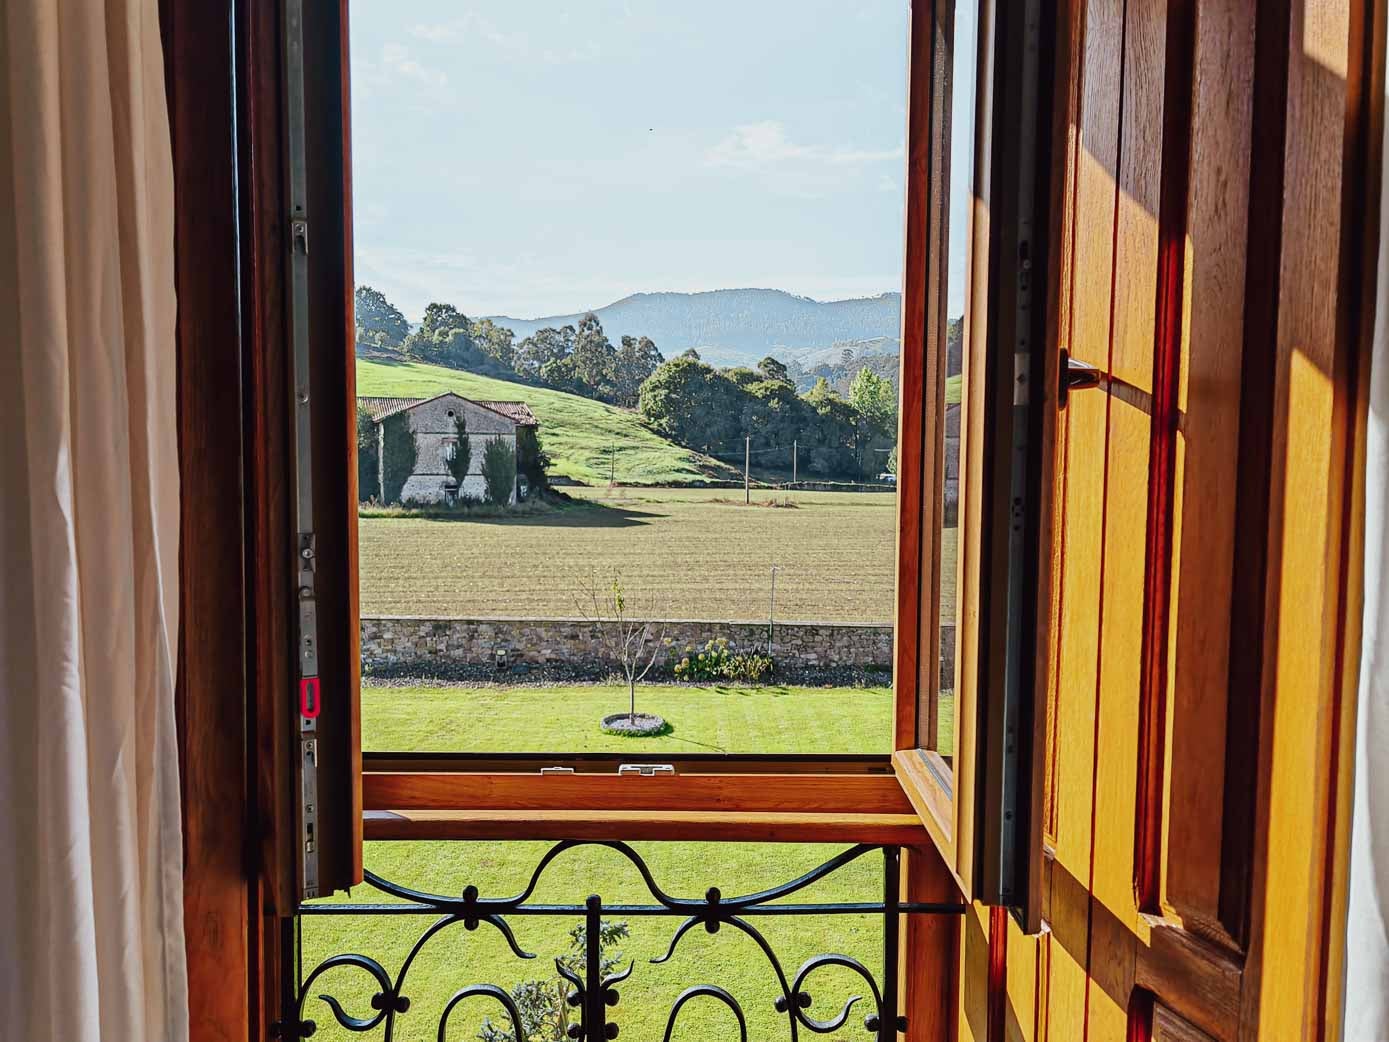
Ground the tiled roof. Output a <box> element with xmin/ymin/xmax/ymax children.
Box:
<box><xmin>358</xmin><ymin>396</ymin><xmax>419</xmax><ymax>421</ymax></box>
<box><xmin>356</xmin><ymin>394</ymin><xmax>537</xmax><ymax>427</ymax></box>
<box><xmin>476</xmin><ymin>400</ymin><xmax>538</xmax><ymax>426</ymax></box>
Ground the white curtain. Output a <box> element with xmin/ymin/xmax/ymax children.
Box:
<box><xmin>1343</xmin><ymin>55</ymin><xmax>1389</xmax><ymax>1042</ymax></box>
<box><xmin>0</xmin><ymin>1</ymin><xmax>187</xmax><ymax>1040</ymax></box>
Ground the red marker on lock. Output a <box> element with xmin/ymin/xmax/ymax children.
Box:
<box><xmin>299</xmin><ymin>676</ymin><xmax>321</xmax><ymax>719</ymax></box>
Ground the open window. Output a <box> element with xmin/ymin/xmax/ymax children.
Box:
<box><xmin>888</xmin><ymin>0</ymin><xmax>1055</xmax><ymax>932</ymax></box>
<box><xmin>283</xmin><ymin>0</ymin><xmax>1056</xmax><ymax>940</ymax></box>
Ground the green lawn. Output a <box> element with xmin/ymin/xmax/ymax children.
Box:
<box><xmin>311</xmin><ymin>683</ymin><xmax>929</xmax><ymax>1042</ymax></box>
<box><xmin>363</xmin><ymin>682</ymin><xmax>895</xmax><ymax>754</ymax></box>
<box><xmin>303</xmin><ymin>840</ymin><xmax>884</xmax><ymax>1042</ymax></box>
<box><xmin>358</xmin><ymin>357</ymin><xmax>738</xmax><ymax>485</ymax></box>
<box><xmin>313</xmin><ymin>685</ymin><xmax>956</xmax><ymax>1041</ymax></box>
<box><xmin>358</xmin><ymin>486</ymin><xmax>952</xmax><ymax>624</ymax></box>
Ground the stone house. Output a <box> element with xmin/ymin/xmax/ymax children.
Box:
<box><xmin>359</xmin><ymin>392</ymin><xmax>538</xmax><ymax>504</ymax></box>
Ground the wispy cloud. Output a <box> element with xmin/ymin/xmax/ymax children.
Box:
<box><xmin>705</xmin><ymin>121</ymin><xmax>902</xmax><ymax>172</ymax></box>
<box><xmin>380</xmin><ymin>42</ymin><xmax>449</xmax><ymax>89</ymax></box>
<box><xmin>410</xmin><ymin>13</ymin><xmax>601</xmax><ymax>64</ymax></box>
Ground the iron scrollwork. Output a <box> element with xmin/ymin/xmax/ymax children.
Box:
<box><xmin>278</xmin><ymin>841</ymin><xmax>964</xmax><ymax>1041</ymax></box>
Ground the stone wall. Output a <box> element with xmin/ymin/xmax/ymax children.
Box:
<box><xmin>359</xmin><ymin>615</ymin><xmax>942</xmax><ymax>677</ymax></box>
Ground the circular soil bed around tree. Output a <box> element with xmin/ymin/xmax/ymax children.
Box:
<box><xmin>600</xmin><ymin>712</ymin><xmax>668</xmax><ymax>737</ymax></box>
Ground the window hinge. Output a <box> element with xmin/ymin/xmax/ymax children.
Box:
<box><xmin>618</xmin><ymin>764</ymin><xmax>675</xmax><ymax>777</ymax></box>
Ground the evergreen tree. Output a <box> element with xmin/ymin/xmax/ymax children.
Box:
<box><xmin>445</xmin><ymin>413</ymin><xmax>470</xmax><ymax>492</ymax></box>
<box><xmin>402</xmin><ymin>302</ymin><xmax>481</xmax><ymax>369</ymax></box>
<box><xmin>380</xmin><ymin>415</ymin><xmax>418</xmax><ymax>504</ymax></box>
<box><xmin>756</xmin><ymin>355</ymin><xmax>791</xmax><ymax>384</ymax></box>
<box><xmin>612</xmin><ymin>335</ymin><xmax>664</xmax><ymax>406</ymax></box>
<box><xmin>356</xmin><ymin>404</ymin><xmax>379</xmax><ymax>501</ymax></box>
<box><xmin>353</xmin><ymin>285</ymin><xmax>408</xmax><ymax>350</ymax></box>
<box><xmin>514</xmin><ymin>325</ymin><xmax>574</xmax><ymax>379</ymax></box>
<box><xmin>481</xmin><ymin>438</ymin><xmax>516</xmax><ymax>505</ymax></box>
<box><xmin>516</xmin><ymin>426</ymin><xmax>550</xmax><ymax>490</ymax></box>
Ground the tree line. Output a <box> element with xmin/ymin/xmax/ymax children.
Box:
<box><xmin>637</xmin><ymin>353</ymin><xmax>897</xmax><ymax>479</ymax></box>
<box><xmin>356</xmin><ymin>285</ymin><xmax>898</xmax><ymax>481</ymax></box>
<box><xmin>355</xmin><ymin>286</ymin><xmax>663</xmax><ymax>408</ymax></box>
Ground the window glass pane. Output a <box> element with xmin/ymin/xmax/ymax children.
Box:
<box><xmin>350</xmin><ymin>2</ymin><xmax>907</xmax><ymax>755</ymax></box>
<box><xmin>929</xmin><ymin>0</ymin><xmax>980</xmax><ymax>761</ymax></box>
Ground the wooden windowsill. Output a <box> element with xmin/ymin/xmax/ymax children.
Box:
<box><xmin>360</xmin><ymin>766</ymin><xmax>933</xmax><ymax>844</ymax></box>
<box><xmin>363</xmin><ymin>770</ymin><xmax>914</xmax><ymax>815</ymax></box>
<box><xmin>365</xmin><ymin>808</ymin><xmax>930</xmax><ymax>844</ymax></box>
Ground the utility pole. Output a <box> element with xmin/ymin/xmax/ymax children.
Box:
<box><xmin>768</xmin><ymin>565</ymin><xmax>778</xmax><ymax>656</ymax></box>
<box><xmin>792</xmin><ymin>440</ymin><xmax>798</xmax><ymax>488</ymax></box>
<box><xmin>609</xmin><ymin>444</ymin><xmax>615</xmax><ymax>487</ymax></box>
<box><xmin>744</xmin><ymin>435</ymin><xmax>751</xmax><ymax>504</ymax></box>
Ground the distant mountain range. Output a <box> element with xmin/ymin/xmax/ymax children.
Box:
<box><xmin>483</xmin><ymin>288</ymin><xmax>901</xmax><ymax>367</ymax></box>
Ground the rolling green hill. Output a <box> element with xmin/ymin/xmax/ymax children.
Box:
<box><xmin>356</xmin><ymin>357</ymin><xmax>739</xmax><ymax>485</ymax></box>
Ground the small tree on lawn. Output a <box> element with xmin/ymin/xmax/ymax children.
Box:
<box><xmin>446</xmin><ymin>413</ymin><xmax>471</xmax><ymax>495</ymax></box>
<box><xmin>576</xmin><ymin>572</ymin><xmax>666</xmax><ymax>723</ymax></box>
<box><xmin>481</xmin><ymin>437</ymin><xmax>516</xmax><ymax>505</ymax></box>
<box><xmin>380</xmin><ymin>414</ymin><xmax>418</xmax><ymax>505</ymax></box>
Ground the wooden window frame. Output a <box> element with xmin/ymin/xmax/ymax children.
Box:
<box><xmin>268</xmin><ymin>0</ymin><xmax>1062</xmax><ymax>912</ymax></box>
<box><xmin>891</xmin><ymin>0</ymin><xmax>992</xmax><ymax>894</ymax></box>
<box><xmin>164</xmin><ymin>0</ymin><xmax>1386</xmax><ymax>1037</ymax></box>
<box><xmin>287</xmin><ymin>0</ymin><xmax>963</xmax><ymax>859</ymax></box>
<box><xmin>162</xmin><ymin>0</ymin><xmax>1067</xmax><ymax>1035</ymax></box>
<box><xmin>251</xmin><ymin>0</ymin><xmax>1052</xmax><ymax>909</ymax></box>
<box><xmin>891</xmin><ymin>0</ymin><xmax>1060</xmax><ymax>932</ymax></box>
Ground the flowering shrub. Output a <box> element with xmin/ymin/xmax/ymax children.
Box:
<box><xmin>729</xmin><ymin>649</ymin><xmax>775</xmax><ymax>683</ymax></box>
<box><xmin>672</xmin><ymin>637</ymin><xmax>774</xmax><ymax>683</ymax></box>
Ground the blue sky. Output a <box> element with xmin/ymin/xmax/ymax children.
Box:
<box><xmin>348</xmin><ymin>1</ymin><xmax>913</xmax><ymax>320</ymax></box>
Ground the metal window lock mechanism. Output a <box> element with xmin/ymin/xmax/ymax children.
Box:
<box><xmin>617</xmin><ymin>764</ymin><xmax>676</xmax><ymax>777</ymax></box>
<box><xmin>285</xmin><ymin>0</ymin><xmax>318</xmax><ymax>902</ymax></box>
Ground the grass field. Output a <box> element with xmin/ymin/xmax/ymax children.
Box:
<box><xmin>362</xmin><ymin>682</ymin><xmax>896</xmax><ymax>753</ymax></box>
<box><xmin>358</xmin><ymin>486</ymin><xmax>956</xmax><ymax>624</ymax></box>
<box><xmin>303</xmin><ymin>839</ymin><xmax>883</xmax><ymax>1042</ymax></box>
<box><xmin>306</xmin><ymin>685</ymin><xmax>941</xmax><ymax>1042</ymax></box>
<box><xmin>343</xmin><ymin>368</ymin><xmax>949</xmax><ymax>1039</ymax></box>
<box><xmin>358</xmin><ymin>357</ymin><xmax>739</xmax><ymax>485</ymax></box>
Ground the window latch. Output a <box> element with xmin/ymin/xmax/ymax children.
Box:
<box><xmin>290</xmin><ymin>217</ymin><xmax>309</xmax><ymax>255</ymax></box>
<box><xmin>539</xmin><ymin>766</ymin><xmax>576</xmax><ymax>775</ymax></box>
<box><xmin>618</xmin><ymin>764</ymin><xmax>675</xmax><ymax>777</ymax></box>
<box><xmin>1059</xmin><ymin>348</ymin><xmax>1103</xmax><ymax>407</ymax></box>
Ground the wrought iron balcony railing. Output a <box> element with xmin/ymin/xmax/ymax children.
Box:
<box><xmin>279</xmin><ymin>841</ymin><xmax>965</xmax><ymax>1042</ymax></box>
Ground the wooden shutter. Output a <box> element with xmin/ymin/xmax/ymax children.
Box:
<box><xmin>962</xmin><ymin>0</ymin><xmax>1381</xmax><ymax>1038</ymax></box>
